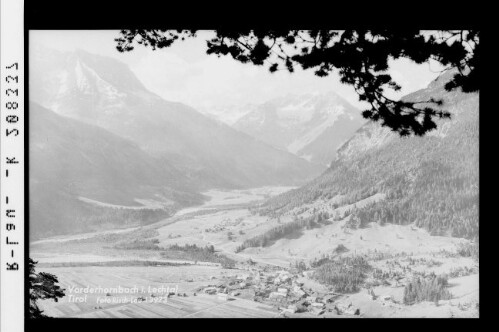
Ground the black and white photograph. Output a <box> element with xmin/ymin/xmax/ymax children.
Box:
<box><xmin>26</xmin><ymin>28</ymin><xmax>479</xmax><ymax>319</ymax></box>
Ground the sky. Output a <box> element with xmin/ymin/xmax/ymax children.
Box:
<box><xmin>30</xmin><ymin>30</ymin><xmax>446</xmax><ymax>112</ymax></box>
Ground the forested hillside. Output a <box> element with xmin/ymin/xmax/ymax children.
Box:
<box><xmin>256</xmin><ymin>71</ymin><xmax>479</xmax><ymax>240</ymax></box>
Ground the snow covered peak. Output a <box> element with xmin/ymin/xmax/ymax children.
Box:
<box><xmin>233</xmin><ymin>91</ymin><xmax>365</xmax><ymax>166</ymax></box>
<box><xmin>73</xmin><ymin>59</ymin><xmax>127</xmax><ymax>100</ymax></box>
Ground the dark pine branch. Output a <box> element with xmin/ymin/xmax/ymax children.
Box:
<box><xmin>114</xmin><ymin>30</ymin><xmax>478</xmax><ymax>136</ymax></box>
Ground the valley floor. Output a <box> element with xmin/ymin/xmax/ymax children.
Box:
<box><xmin>32</xmin><ymin>186</ymin><xmax>479</xmax><ymax>318</ymax></box>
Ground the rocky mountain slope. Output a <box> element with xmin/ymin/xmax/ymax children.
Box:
<box><xmin>233</xmin><ymin>92</ymin><xmax>365</xmax><ymax>166</ymax></box>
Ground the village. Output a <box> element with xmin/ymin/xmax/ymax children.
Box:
<box><xmin>33</xmin><ymin>187</ymin><xmax>479</xmax><ymax>318</ymax></box>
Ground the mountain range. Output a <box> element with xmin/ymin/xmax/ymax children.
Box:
<box><xmin>29</xmin><ymin>47</ymin><xmax>326</xmax><ymax>238</ymax></box>
<box><xmin>30</xmin><ymin>46</ymin><xmax>477</xmax><ymax>241</ymax></box>
<box><xmin>30</xmin><ymin>47</ymin><xmax>324</xmax><ymax>190</ymax></box>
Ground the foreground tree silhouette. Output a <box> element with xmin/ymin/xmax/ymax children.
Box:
<box><xmin>115</xmin><ymin>30</ymin><xmax>478</xmax><ymax>136</ymax></box>
<box><xmin>29</xmin><ymin>258</ymin><xmax>65</xmax><ymax>318</ymax></box>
